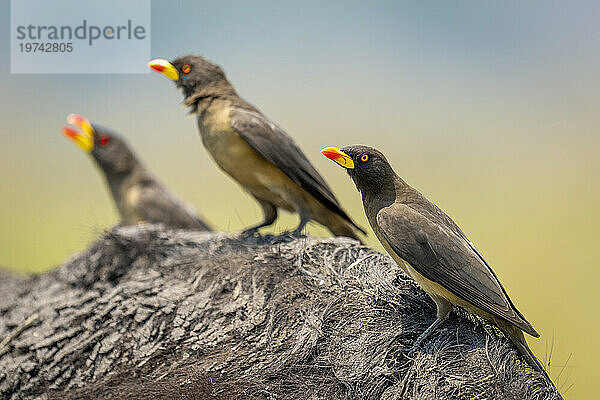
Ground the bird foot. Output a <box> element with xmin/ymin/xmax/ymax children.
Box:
<box><xmin>396</xmin><ymin>343</ymin><xmax>420</xmax><ymax>356</ymax></box>
<box><xmin>290</xmin><ymin>229</ymin><xmax>306</xmax><ymax>238</ymax></box>
<box><xmin>276</xmin><ymin>230</ymin><xmax>300</xmax><ymax>239</ymax></box>
<box><xmin>407</xmin><ymin>344</ymin><xmax>420</xmax><ymax>355</ymax></box>
<box><xmin>240</xmin><ymin>227</ymin><xmax>260</xmax><ymax>237</ymax></box>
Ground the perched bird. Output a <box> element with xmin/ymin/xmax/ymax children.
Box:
<box><xmin>62</xmin><ymin>114</ymin><xmax>211</xmax><ymax>231</ymax></box>
<box><xmin>321</xmin><ymin>145</ymin><xmax>559</xmax><ymax>390</ymax></box>
<box><xmin>148</xmin><ymin>56</ymin><xmax>364</xmax><ymax>240</ymax></box>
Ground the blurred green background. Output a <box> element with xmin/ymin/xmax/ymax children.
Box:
<box><xmin>1</xmin><ymin>1</ymin><xmax>597</xmax><ymax>397</ymax></box>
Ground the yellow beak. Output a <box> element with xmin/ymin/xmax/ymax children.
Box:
<box><xmin>62</xmin><ymin>114</ymin><xmax>94</xmax><ymax>152</ymax></box>
<box><xmin>321</xmin><ymin>147</ymin><xmax>355</xmax><ymax>169</ymax></box>
<box><xmin>148</xmin><ymin>58</ymin><xmax>179</xmax><ymax>81</ymax></box>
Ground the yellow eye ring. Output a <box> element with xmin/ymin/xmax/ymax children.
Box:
<box><xmin>182</xmin><ymin>65</ymin><xmax>191</xmax><ymax>74</ymax></box>
<box><xmin>361</xmin><ymin>154</ymin><xmax>369</xmax><ymax>162</ymax></box>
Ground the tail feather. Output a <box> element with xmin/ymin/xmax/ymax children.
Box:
<box><xmin>505</xmin><ymin>328</ymin><xmax>563</xmax><ymax>399</ymax></box>
<box><xmin>327</xmin><ymin>221</ymin><xmax>364</xmax><ymax>244</ymax></box>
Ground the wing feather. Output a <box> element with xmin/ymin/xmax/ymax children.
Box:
<box><xmin>230</xmin><ymin>106</ymin><xmax>364</xmax><ymax>234</ymax></box>
<box><xmin>376</xmin><ymin>203</ymin><xmax>537</xmax><ymax>336</ymax></box>
<box><xmin>131</xmin><ymin>183</ymin><xmax>211</xmax><ymax>231</ymax></box>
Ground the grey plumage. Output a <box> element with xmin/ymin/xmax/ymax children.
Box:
<box><xmin>63</xmin><ymin>117</ymin><xmax>211</xmax><ymax>231</ymax></box>
<box><xmin>376</xmin><ymin>201</ymin><xmax>538</xmax><ymax>337</ymax></box>
<box><xmin>149</xmin><ymin>55</ymin><xmax>364</xmax><ymax>240</ymax></box>
<box><xmin>322</xmin><ymin>144</ymin><xmax>560</xmax><ymax>396</ymax></box>
<box><xmin>229</xmin><ymin>106</ymin><xmax>360</xmax><ymax>229</ymax></box>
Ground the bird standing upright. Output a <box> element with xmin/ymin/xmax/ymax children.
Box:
<box><xmin>63</xmin><ymin>114</ymin><xmax>211</xmax><ymax>231</ymax></box>
<box><xmin>148</xmin><ymin>56</ymin><xmax>364</xmax><ymax>240</ymax></box>
<box><xmin>321</xmin><ymin>145</ymin><xmax>560</xmax><ymax>394</ymax></box>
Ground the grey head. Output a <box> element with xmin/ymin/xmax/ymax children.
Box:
<box><xmin>63</xmin><ymin>114</ymin><xmax>139</xmax><ymax>176</ymax></box>
<box><xmin>89</xmin><ymin>124</ymin><xmax>139</xmax><ymax>175</ymax></box>
<box><xmin>149</xmin><ymin>55</ymin><xmax>232</xmax><ymax>104</ymax></box>
<box><xmin>322</xmin><ymin>145</ymin><xmax>397</xmax><ymax>196</ymax></box>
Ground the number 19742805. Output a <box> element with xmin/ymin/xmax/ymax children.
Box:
<box><xmin>19</xmin><ymin>42</ymin><xmax>73</xmax><ymax>52</ymax></box>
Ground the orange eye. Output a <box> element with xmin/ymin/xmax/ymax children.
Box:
<box><xmin>361</xmin><ymin>154</ymin><xmax>369</xmax><ymax>162</ymax></box>
<box><xmin>182</xmin><ymin>65</ymin><xmax>191</xmax><ymax>73</ymax></box>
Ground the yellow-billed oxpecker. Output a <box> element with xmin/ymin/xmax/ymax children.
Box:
<box><xmin>148</xmin><ymin>56</ymin><xmax>364</xmax><ymax>240</ymax></box>
<box><xmin>62</xmin><ymin>114</ymin><xmax>211</xmax><ymax>231</ymax></box>
<box><xmin>321</xmin><ymin>145</ymin><xmax>559</xmax><ymax>392</ymax></box>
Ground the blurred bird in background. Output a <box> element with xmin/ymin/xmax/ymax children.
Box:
<box><xmin>322</xmin><ymin>145</ymin><xmax>561</xmax><ymax>396</ymax></box>
<box><xmin>148</xmin><ymin>56</ymin><xmax>364</xmax><ymax>241</ymax></box>
<box><xmin>62</xmin><ymin>114</ymin><xmax>212</xmax><ymax>231</ymax></box>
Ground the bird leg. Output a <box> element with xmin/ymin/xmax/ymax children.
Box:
<box><xmin>408</xmin><ymin>296</ymin><xmax>451</xmax><ymax>353</ymax></box>
<box><xmin>242</xmin><ymin>202</ymin><xmax>277</xmax><ymax>235</ymax></box>
<box><xmin>291</xmin><ymin>215</ymin><xmax>310</xmax><ymax>237</ymax></box>
<box><xmin>408</xmin><ymin>317</ymin><xmax>446</xmax><ymax>353</ymax></box>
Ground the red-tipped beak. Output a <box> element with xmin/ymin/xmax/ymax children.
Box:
<box><xmin>62</xmin><ymin>126</ymin><xmax>79</xmax><ymax>140</ymax></box>
<box><xmin>62</xmin><ymin>114</ymin><xmax>94</xmax><ymax>152</ymax></box>
<box><xmin>150</xmin><ymin>64</ymin><xmax>164</xmax><ymax>72</ymax></box>
<box><xmin>321</xmin><ymin>147</ymin><xmax>355</xmax><ymax>169</ymax></box>
<box><xmin>148</xmin><ymin>59</ymin><xmax>179</xmax><ymax>81</ymax></box>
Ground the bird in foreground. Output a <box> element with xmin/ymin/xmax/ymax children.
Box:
<box><xmin>321</xmin><ymin>145</ymin><xmax>560</xmax><ymax>392</ymax></box>
<box><xmin>148</xmin><ymin>56</ymin><xmax>365</xmax><ymax>240</ymax></box>
<box><xmin>62</xmin><ymin>114</ymin><xmax>212</xmax><ymax>231</ymax></box>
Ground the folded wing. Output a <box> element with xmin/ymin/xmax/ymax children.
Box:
<box><xmin>230</xmin><ymin>106</ymin><xmax>365</xmax><ymax>234</ymax></box>
<box><xmin>376</xmin><ymin>203</ymin><xmax>537</xmax><ymax>336</ymax></box>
